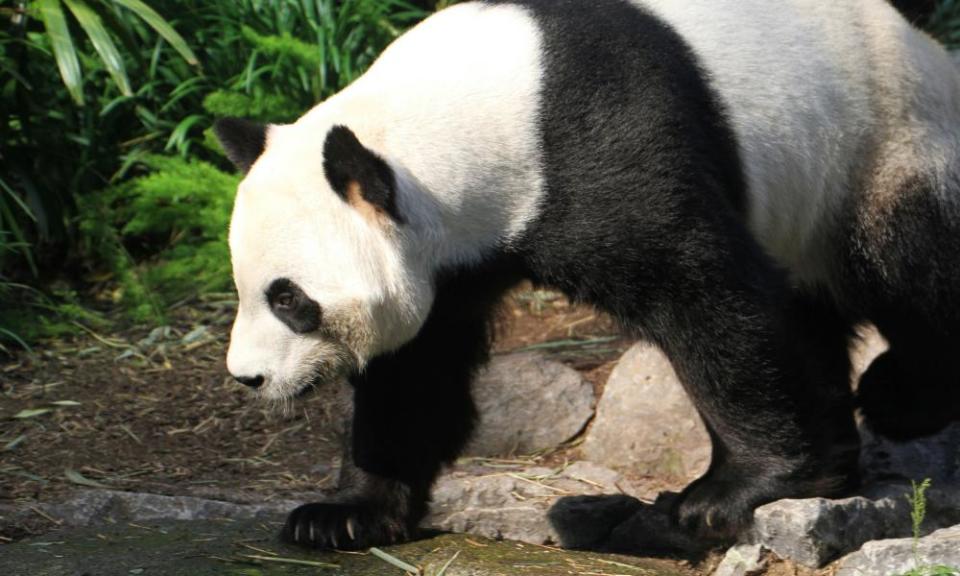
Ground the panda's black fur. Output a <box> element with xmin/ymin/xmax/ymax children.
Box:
<box><xmin>218</xmin><ymin>0</ymin><xmax>960</xmax><ymax>556</ymax></box>
<box><xmin>282</xmin><ymin>0</ymin><xmax>863</xmax><ymax>552</ymax></box>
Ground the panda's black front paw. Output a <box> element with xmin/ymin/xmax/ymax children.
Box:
<box><xmin>281</xmin><ymin>501</ymin><xmax>411</xmax><ymax>550</ymax></box>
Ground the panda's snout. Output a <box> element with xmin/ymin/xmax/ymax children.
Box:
<box><xmin>233</xmin><ymin>374</ymin><xmax>265</xmax><ymax>389</ymax></box>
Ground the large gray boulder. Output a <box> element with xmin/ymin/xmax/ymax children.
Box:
<box><xmin>861</xmin><ymin>422</ymin><xmax>960</xmax><ymax>488</ymax></box>
<box><xmin>582</xmin><ymin>343</ymin><xmax>710</xmax><ymax>482</ymax></box>
<box><xmin>752</xmin><ymin>485</ymin><xmax>960</xmax><ymax>568</ymax></box>
<box><xmin>465</xmin><ymin>352</ymin><xmax>595</xmax><ymax>457</ymax></box>
<box><xmin>836</xmin><ymin>525</ymin><xmax>960</xmax><ymax>576</ymax></box>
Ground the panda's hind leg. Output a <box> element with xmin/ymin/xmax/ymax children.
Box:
<box><xmin>667</xmin><ymin>288</ymin><xmax>860</xmax><ymax>544</ymax></box>
<box><xmin>840</xmin><ymin>163</ymin><xmax>960</xmax><ymax>440</ymax></box>
<box><xmin>536</xmin><ymin>210</ymin><xmax>860</xmax><ymax>547</ymax></box>
<box><xmin>857</xmin><ymin>315</ymin><xmax>960</xmax><ymax>440</ymax></box>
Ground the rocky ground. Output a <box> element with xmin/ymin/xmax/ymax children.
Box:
<box><xmin>2</xmin><ymin>287</ymin><xmax>959</xmax><ymax>575</ymax></box>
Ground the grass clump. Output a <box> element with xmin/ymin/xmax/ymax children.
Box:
<box><xmin>896</xmin><ymin>479</ymin><xmax>959</xmax><ymax>576</ymax></box>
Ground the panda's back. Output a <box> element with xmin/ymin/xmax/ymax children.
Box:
<box><xmin>321</xmin><ymin>0</ymin><xmax>960</xmax><ymax>279</ymax></box>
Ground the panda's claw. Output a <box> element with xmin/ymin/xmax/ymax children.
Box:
<box><xmin>281</xmin><ymin>501</ymin><xmax>410</xmax><ymax>551</ymax></box>
<box><xmin>346</xmin><ymin>517</ymin><xmax>356</xmax><ymax>541</ymax></box>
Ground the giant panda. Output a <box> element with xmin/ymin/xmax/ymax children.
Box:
<box><xmin>214</xmin><ymin>0</ymin><xmax>960</xmax><ymax>553</ymax></box>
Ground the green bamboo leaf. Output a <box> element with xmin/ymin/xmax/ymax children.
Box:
<box><xmin>0</xmin><ymin>184</ymin><xmax>38</xmax><ymax>276</ymax></box>
<box><xmin>111</xmin><ymin>0</ymin><xmax>199</xmax><ymax>67</ymax></box>
<box><xmin>0</xmin><ymin>175</ymin><xmax>37</xmax><ymax>223</ymax></box>
<box><xmin>0</xmin><ymin>328</ymin><xmax>31</xmax><ymax>352</ymax></box>
<box><xmin>63</xmin><ymin>0</ymin><xmax>132</xmax><ymax>96</ymax></box>
<box><xmin>165</xmin><ymin>114</ymin><xmax>204</xmax><ymax>153</ymax></box>
<box><xmin>37</xmin><ymin>0</ymin><xmax>85</xmax><ymax>105</ymax></box>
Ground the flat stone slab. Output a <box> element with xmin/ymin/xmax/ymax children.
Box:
<box><xmin>428</xmin><ymin>461</ymin><xmax>641</xmax><ymax>545</ymax></box>
<box><xmin>0</xmin><ymin>518</ymin><xmax>688</xmax><ymax>576</ymax></box>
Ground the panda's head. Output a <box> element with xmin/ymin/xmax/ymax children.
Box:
<box><xmin>214</xmin><ymin>117</ymin><xmax>435</xmax><ymax>400</ymax></box>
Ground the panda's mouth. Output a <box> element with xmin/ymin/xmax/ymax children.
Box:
<box><xmin>295</xmin><ymin>381</ymin><xmax>319</xmax><ymax>399</ymax></box>
<box><xmin>292</xmin><ymin>361</ymin><xmax>349</xmax><ymax>399</ymax></box>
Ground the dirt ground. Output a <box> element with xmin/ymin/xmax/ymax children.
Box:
<box><xmin>0</xmin><ymin>285</ymin><xmax>633</xmax><ymax>539</ymax></box>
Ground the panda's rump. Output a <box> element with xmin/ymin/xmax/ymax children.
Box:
<box><xmin>638</xmin><ymin>0</ymin><xmax>960</xmax><ymax>287</ymax></box>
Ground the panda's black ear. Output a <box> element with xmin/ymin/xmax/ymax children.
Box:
<box><xmin>323</xmin><ymin>125</ymin><xmax>403</xmax><ymax>223</ymax></box>
<box><xmin>213</xmin><ymin>117</ymin><xmax>268</xmax><ymax>174</ymax></box>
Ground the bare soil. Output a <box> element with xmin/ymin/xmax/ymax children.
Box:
<box><xmin>0</xmin><ymin>284</ymin><xmax>631</xmax><ymax>536</ymax></box>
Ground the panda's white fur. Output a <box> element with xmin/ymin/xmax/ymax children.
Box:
<box><xmin>227</xmin><ymin>3</ymin><xmax>545</xmax><ymax>398</ymax></box>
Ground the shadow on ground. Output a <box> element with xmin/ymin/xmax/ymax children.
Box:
<box><xmin>1</xmin><ymin>517</ymin><xmax>689</xmax><ymax>576</ymax></box>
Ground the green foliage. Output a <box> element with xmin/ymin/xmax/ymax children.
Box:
<box><xmin>896</xmin><ymin>479</ymin><xmax>960</xmax><ymax>576</ymax></box>
<box><xmin>79</xmin><ymin>155</ymin><xmax>239</xmax><ymax>322</ymax></box>
<box><xmin>202</xmin><ymin>91</ymin><xmax>300</xmax><ymax>124</ymax></box>
<box><xmin>908</xmin><ymin>478</ymin><xmax>932</xmax><ymax>554</ymax></box>
<box><xmin>0</xmin><ymin>284</ymin><xmax>107</xmax><ymax>352</ymax></box>
<box><xmin>900</xmin><ymin>566</ymin><xmax>960</xmax><ymax>576</ymax></box>
<box><xmin>928</xmin><ymin>0</ymin><xmax>960</xmax><ymax>49</ymax></box>
<box><xmin>1</xmin><ymin>0</ymin><xmax>439</xmax><ymax>348</ymax></box>
<box><xmin>29</xmin><ymin>0</ymin><xmax>197</xmax><ymax>106</ymax></box>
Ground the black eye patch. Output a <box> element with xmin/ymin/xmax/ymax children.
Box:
<box><xmin>265</xmin><ymin>278</ymin><xmax>322</xmax><ymax>334</ymax></box>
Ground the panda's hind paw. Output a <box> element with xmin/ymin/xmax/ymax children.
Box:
<box><xmin>281</xmin><ymin>501</ymin><xmax>411</xmax><ymax>550</ymax></box>
<box><xmin>674</xmin><ymin>474</ymin><xmax>756</xmax><ymax>544</ymax></box>
<box><xmin>675</xmin><ymin>459</ymin><xmax>857</xmax><ymax>543</ymax></box>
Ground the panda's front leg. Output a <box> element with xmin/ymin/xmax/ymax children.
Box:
<box><xmin>281</xmin><ymin>271</ymin><xmax>511</xmax><ymax>550</ymax></box>
<box><xmin>281</xmin><ymin>430</ymin><xmax>430</xmax><ymax>550</ymax></box>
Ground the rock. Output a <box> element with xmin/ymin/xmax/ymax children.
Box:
<box><xmin>0</xmin><ymin>523</ymin><xmax>685</xmax><ymax>576</ymax></box>
<box><xmin>713</xmin><ymin>543</ymin><xmax>767</xmax><ymax>576</ymax></box>
<box><xmin>4</xmin><ymin>461</ymin><xmax>634</xmax><ymax>550</ymax></box>
<box><xmin>582</xmin><ymin>343</ymin><xmax>710</xmax><ymax>482</ymax></box>
<box><xmin>753</xmin><ymin>485</ymin><xmax>960</xmax><ymax>568</ymax></box>
<box><xmin>753</xmin><ymin>495</ymin><xmax>909</xmax><ymax>568</ymax></box>
<box><xmin>860</xmin><ymin>422</ymin><xmax>960</xmax><ymax>487</ymax></box>
<box><xmin>428</xmin><ymin>466</ymin><xmax>560</xmax><ymax>544</ymax></box>
<box><xmin>6</xmin><ymin>490</ymin><xmax>299</xmax><ymax>530</ymax></box>
<box><xmin>465</xmin><ymin>352</ymin><xmax>595</xmax><ymax>457</ymax></box>
<box><xmin>836</xmin><ymin>525</ymin><xmax>960</xmax><ymax>576</ymax></box>
<box><xmin>427</xmin><ymin>461</ymin><xmax>636</xmax><ymax>545</ymax></box>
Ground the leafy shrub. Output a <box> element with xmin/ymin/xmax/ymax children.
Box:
<box><xmin>1</xmin><ymin>0</ymin><xmax>435</xmax><ymax>348</ymax></box>
<box><xmin>79</xmin><ymin>155</ymin><xmax>239</xmax><ymax>323</ymax></box>
<box><xmin>928</xmin><ymin>0</ymin><xmax>960</xmax><ymax>48</ymax></box>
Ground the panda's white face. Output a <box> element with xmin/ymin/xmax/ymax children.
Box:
<box><xmin>222</xmin><ymin>121</ymin><xmax>435</xmax><ymax>400</ymax></box>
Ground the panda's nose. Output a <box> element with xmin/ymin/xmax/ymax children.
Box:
<box><xmin>233</xmin><ymin>374</ymin><xmax>264</xmax><ymax>389</ymax></box>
